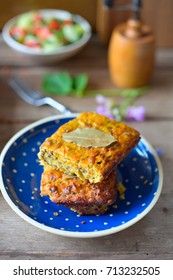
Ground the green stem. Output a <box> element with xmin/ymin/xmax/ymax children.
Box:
<box><xmin>82</xmin><ymin>86</ymin><xmax>149</xmax><ymax>97</ymax></box>
<box><xmin>83</xmin><ymin>88</ymin><xmax>123</xmax><ymax>96</ymax></box>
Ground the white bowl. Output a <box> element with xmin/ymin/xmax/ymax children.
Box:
<box><xmin>2</xmin><ymin>9</ymin><xmax>92</xmax><ymax>63</ymax></box>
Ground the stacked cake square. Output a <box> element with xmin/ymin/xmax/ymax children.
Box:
<box><xmin>38</xmin><ymin>112</ymin><xmax>140</xmax><ymax>215</ymax></box>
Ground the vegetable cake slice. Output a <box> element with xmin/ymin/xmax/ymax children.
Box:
<box><xmin>38</xmin><ymin>112</ymin><xmax>140</xmax><ymax>183</ymax></box>
<box><xmin>40</xmin><ymin>165</ymin><xmax>117</xmax><ymax>215</ymax></box>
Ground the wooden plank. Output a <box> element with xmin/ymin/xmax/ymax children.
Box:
<box><xmin>142</xmin><ymin>0</ymin><xmax>173</xmax><ymax>47</ymax></box>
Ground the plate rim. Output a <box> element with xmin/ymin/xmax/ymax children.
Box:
<box><xmin>0</xmin><ymin>114</ymin><xmax>163</xmax><ymax>238</ymax></box>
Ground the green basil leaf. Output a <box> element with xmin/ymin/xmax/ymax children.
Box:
<box><xmin>42</xmin><ymin>72</ymin><xmax>73</xmax><ymax>95</ymax></box>
<box><xmin>73</xmin><ymin>73</ymin><xmax>88</xmax><ymax>97</ymax></box>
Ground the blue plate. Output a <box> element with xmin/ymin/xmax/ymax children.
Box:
<box><xmin>0</xmin><ymin>115</ymin><xmax>163</xmax><ymax>238</ymax></box>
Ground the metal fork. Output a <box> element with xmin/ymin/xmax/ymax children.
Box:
<box><xmin>8</xmin><ymin>76</ymin><xmax>72</xmax><ymax>115</ymax></box>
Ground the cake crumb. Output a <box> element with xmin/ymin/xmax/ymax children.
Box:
<box><xmin>53</xmin><ymin>212</ymin><xmax>59</xmax><ymax>216</ymax></box>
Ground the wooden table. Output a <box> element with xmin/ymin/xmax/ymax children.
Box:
<box><xmin>0</xmin><ymin>35</ymin><xmax>173</xmax><ymax>260</ymax></box>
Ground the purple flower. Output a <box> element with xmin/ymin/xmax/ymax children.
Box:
<box><xmin>126</xmin><ymin>106</ymin><xmax>146</xmax><ymax>122</ymax></box>
<box><xmin>96</xmin><ymin>105</ymin><xmax>115</xmax><ymax>120</ymax></box>
<box><xmin>95</xmin><ymin>94</ymin><xmax>108</xmax><ymax>104</ymax></box>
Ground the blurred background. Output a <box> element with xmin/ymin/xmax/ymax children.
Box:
<box><xmin>0</xmin><ymin>0</ymin><xmax>173</xmax><ymax>48</ymax></box>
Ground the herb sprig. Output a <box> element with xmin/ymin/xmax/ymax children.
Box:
<box><xmin>42</xmin><ymin>72</ymin><xmax>88</xmax><ymax>97</ymax></box>
<box><xmin>42</xmin><ymin>71</ymin><xmax>148</xmax><ymax>121</ymax></box>
<box><xmin>95</xmin><ymin>87</ymin><xmax>148</xmax><ymax>122</ymax></box>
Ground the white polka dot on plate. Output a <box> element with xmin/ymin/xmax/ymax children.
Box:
<box><xmin>22</xmin><ymin>138</ymin><xmax>27</xmax><ymax>143</ymax></box>
<box><xmin>126</xmin><ymin>201</ymin><xmax>131</xmax><ymax>205</ymax></box>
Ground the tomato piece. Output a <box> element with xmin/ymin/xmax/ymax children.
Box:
<box><xmin>63</xmin><ymin>19</ymin><xmax>73</xmax><ymax>26</ymax></box>
<box><xmin>49</xmin><ymin>19</ymin><xmax>60</xmax><ymax>30</ymax></box>
<box><xmin>24</xmin><ymin>37</ymin><xmax>41</xmax><ymax>49</ymax></box>
<box><xmin>33</xmin><ymin>12</ymin><xmax>43</xmax><ymax>24</ymax></box>
<box><xmin>10</xmin><ymin>26</ymin><xmax>26</xmax><ymax>42</ymax></box>
<box><xmin>35</xmin><ymin>26</ymin><xmax>51</xmax><ymax>40</ymax></box>
<box><xmin>25</xmin><ymin>41</ymin><xmax>41</xmax><ymax>49</ymax></box>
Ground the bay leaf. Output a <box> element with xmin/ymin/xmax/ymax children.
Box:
<box><xmin>62</xmin><ymin>128</ymin><xmax>117</xmax><ymax>148</ymax></box>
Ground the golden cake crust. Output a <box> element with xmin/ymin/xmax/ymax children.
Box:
<box><xmin>38</xmin><ymin>112</ymin><xmax>140</xmax><ymax>183</ymax></box>
<box><xmin>40</xmin><ymin>165</ymin><xmax>117</xmax><ymax>215</ymax></box>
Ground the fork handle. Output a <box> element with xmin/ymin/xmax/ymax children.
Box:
<box><xmin>44</xmin><ymin>97</ymin><xmax>72</xmax><ymax>115</ymax></box>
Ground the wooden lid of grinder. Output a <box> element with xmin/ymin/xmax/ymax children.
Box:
<box><xmin>125</xmin><ymin>19</ymin><xmax>142</xmax><ymax>38</ymax></box>
<box><xmin>123</xmin><ymin>18</ymin><xmax>154</xmax><ymax>40</ymax></box>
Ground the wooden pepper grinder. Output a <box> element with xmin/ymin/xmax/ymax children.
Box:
<box><xmin>108</xmin><ymin>0</ymin><xmax>155</xmax><ymax>88</ymax></box>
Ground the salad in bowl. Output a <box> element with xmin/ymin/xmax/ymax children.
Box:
<box><xmin>2</xmin><ymin>10</ymin><xmax>91</xmax><ymax>62</ymax></box>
